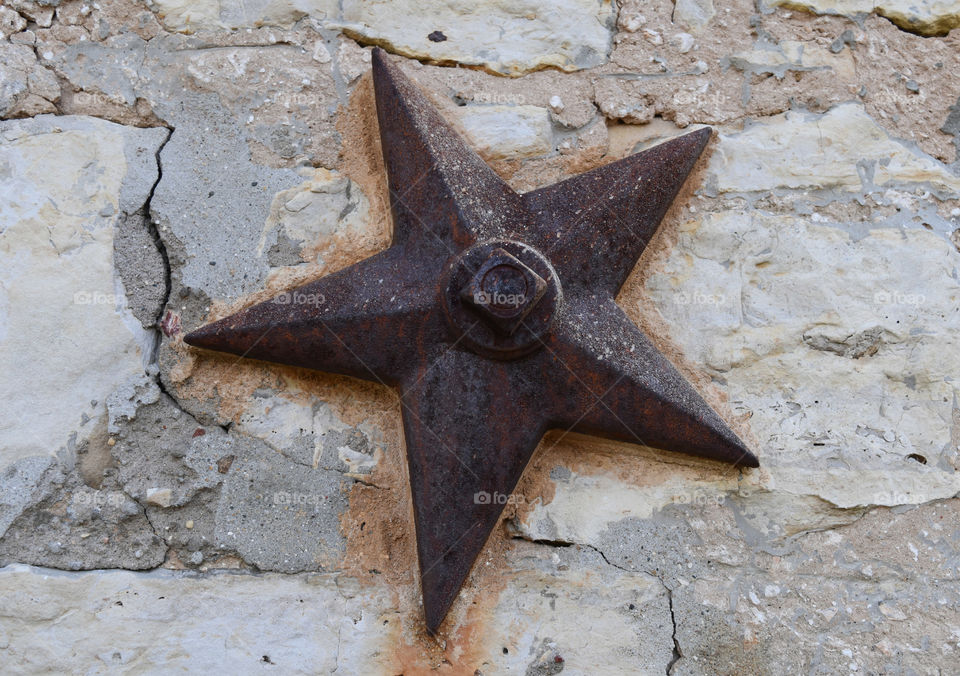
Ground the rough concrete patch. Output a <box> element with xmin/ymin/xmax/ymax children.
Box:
<box><xmin>0</xmin><ymin>480</ymin><xmax>165</xmax><ymax>571</ymax></box>
<box><xmin>144</xmin><ymin>487</ymin><xmax>226</xmax><ymax>569</ymax></box>
<box><xmin>0</xmin><ymin>456</ymin><xmax>62</xmax><ymax>538</ymax></box>
<box><xmin>114</xmin><ymin>208</ymin><xmax>168</xmax><ymax>329</ymax></box>
<box><xmin>112</xmin><ymin>393</ymin><xmax>223</xmax><ymax>508</ymax></box>
<box><xmin>149</xmin><ymin>90</ymin><xmax>303</xmax><ymax>307</ymax></box>
<box><xmin>215</xmin><ymin>442</ymin><xmax>350</xmax><ymax>573</ymax></box>
<box><xmin>54</xmin><ymin>34</ymin><xmax>147</xmax><ymax>108</ymax></box>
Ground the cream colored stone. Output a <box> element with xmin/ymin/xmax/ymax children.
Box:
<box><xmin>646</xmin><ymin>210</ymin><xmax>960</xmax><ymax>512</ymax></box>
<box><xmin>0</xmin><ymin>564</ymin><xmax>391</xmax><ymax>673</ymax></box>
<box><xmin>150</xmin><ymin>0</ymin><xmax>615</xmax><ymax>75</ymax></box>
<box><xmin>520</xmin><ymin>471</ymin><xmax>741</xmax><ymax>544</ymax></box>
<box><xmin>148</xmin><ymin>0</ymin><xmax>338</xmax><ymax>31</ymax></box>
<box><xmin>766</xmin><ymin>0</ymin><xmax>960</xmax><ymax>36</ymax></box>
<box><xmin>0</xmin><ymin>543</ymin><xmax>674</xmax><ymax>674</ymax></box>
<box><xmin>710</xmin><ymin>104</ymin><xmax>960</xmax><ymax>195</ymax></box>
<box><xmin>453</xmin><ymin>105</ymin><xmax>553</xmax><ymax>160</ymax></box>
<box><xmin>258</xmin><ymin>168</ymin><xmax>371</xmax><ymax>265</ymax></box>
<box><xmin>144</xmin><ymin>488</ymin><xmax>173</xmax><ymax>508</ymax></box>
<box><xmin>0</xmin><ymin>116</ymin><xmax>166</xmax><ymax>470</ymax></box>
<box><xmin>674</xmin><ymin>0</ymin><xmax>716</xmax><ymax>31</ymax></box>
<box><xmin>0</xmin><ymin>7</ymin><xmax>27</xmax><ymax>37</ymax></box>
<box><xmin>728</xmin><ymin>40</ymin><xmax>856</xmax><ymax>78</ymax></box>
<box><xmin>478</xmin><ymin>545</ymin><xmax>673</xmax><ymax>674</ymax></box>
<box><xmin>335</xmin><ymin>0</ymin><xmax>616</xmax><ymax>76</ymax></box>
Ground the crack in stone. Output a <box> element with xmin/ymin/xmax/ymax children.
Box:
<box><xmin>509</xmin><ymin>531</ymin><xmax>684</xmax><ymax>672</ymax></box>
<box><xmin>666</xmin><ymin>586</ymin><xmax>681</xmax><ymax>675</ymax></box>
<box><xmin>146</xmin><ymin>131</ymin><xmax>174</xmax><ymax>329</ymax></box>
<box><xmin>585</xmin><ymin>543</ymin><xmax>631</xmax><ymax>572</ymax></box>
<box><xmin>138</xmin><ymin>498</ymin><xmax>162</xmax><ymax>543</ymax></box>
<box><xmin>143</xmin><ymin>127</ymin><xmax>174</xmax><ymax>369</ymax></box>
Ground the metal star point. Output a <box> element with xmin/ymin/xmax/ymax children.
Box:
<box><xmin>185</xmin><ymin>48</ymin><xmax>758</xmax><ymax>634</ymax></box>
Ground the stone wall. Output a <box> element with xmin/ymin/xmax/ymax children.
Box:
<box><xmin>1</xmin><ymin>0</ymin><xmax>960</xmax><ymax>673</ymax></box>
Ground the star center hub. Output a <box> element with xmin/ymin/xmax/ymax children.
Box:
<box><xmin>442</xmin><ymin>240</ymin><xmax>562</xmax><ymax>360</ymax></box>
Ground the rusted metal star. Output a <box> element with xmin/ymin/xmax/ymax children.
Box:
<box><xmin>185</xmin><ymin>48</ymin><xmax>758</xmax><ymax>634</ymax></box>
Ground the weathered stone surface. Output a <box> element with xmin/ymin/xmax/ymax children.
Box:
<box><xmin>454</xmin><ymin>104</ymin><xmax>554</xmax><ymax>160</ymax></box>
<box><xmin>518</xmin><ymin>466</ymin><xmax>743</xmax><ymax>545</ymax></box>
<box><xmin>0</xmin><ymin>7</ymin><xmax>27</xmax><ymax>38</ymax></box>
<box><xmin>649</xmin><ymin>209</ymin><xmax>960</xmax><ymax>511</ymax></box>
<box><xmin>0</xmin><ymin>541</ymin><xmax>675</xmax><ymax>674</ymax></box>
<box><xmin>515</xmin><ymin>474</ymin><xmax>960</xmax><ymax>672</ymax></box>
<box><xmin>146</xmin><ymin>0</ymin><xmax>338</xmax><ymax>32</ymax></box>
<box><xmin>726</xmin><ymin>39</ymin><xmax>856</xmax><ymax>78</ymax></box>
<box><xmin>260</xmin><ymin>168</ymin><xmax>371</xmax><ymax>268</ymax></box>
<box><xmin>673</xmin><ymin>0</ymin><xmax>716</xmax><ymax>31</ymax></box>
<box><xmin>0</xmin><ymin>43</ymin><xmax>59</xmax><ymax>117</ymax></box>
<box><xmin>333</xmin><ymin>0</ymin><xmax>617</xmax><ymax>76</ymax></box>
<box><xmin>0</xmin><ymin>115</ymin><xmax>167</xmax><ymax>470</ymax></box>
<box><xmin>5</xmin><ymin>1</ymin><xmax>54</xmax><ymax>28</ymax></box>
<box><xmin>765</xmin><ymin>0</ymin><xmax>960</xmax><ymax>36</ymax></box>
<box><xmin>0</xmin><ymin>563</ymin><xmax>389</xmax><ymax>674</ymax></box>
<box><xmin>479</xmin><ymin>543</ymin><xmax>675</xmax><ymax>674</ymax></box>
<box><xmin>149</xmin><ymin>0</ymin><xmax>616</xmax><ymax>76</ymax></box>
<box><xmin>710</xmin><ymin>104</ymin><xmax>960</xmax><ymax>195</ymax></box>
